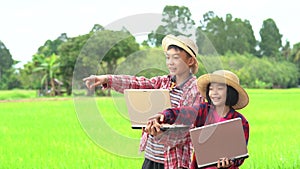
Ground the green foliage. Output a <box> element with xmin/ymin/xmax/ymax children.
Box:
<box><xmin>114</xmin><ymin>48</ymin><xmax>168</xmax><ymax>78</ymax></box>
<box><xmin>292</xmin><ymin>43</ymin><xmax>300</xmax><ymax>62</ymax></box>
<box><xmin>0</xmin><ymin>41</ymin><xmax>14</xmax><ymax>73</ymax></box>
<box><xmin>37</xmin><ymin>33</ymin><xmax>68</xmax><ymax>57</ymax></box>
<box><xmin>197</xmin><ymin>54</ymin><xmax>224</xmax><ymax>76</ymax></box>
<box><xmin>147</xmin><ymin>5</ymin><xmax>195</xmax><ymax>47</ymax></box>
<box><xmin>97</xmin><ymin>30</ymin><xmax>139</xmax><ymax>74</ymax></box>
<box><xmin>200</xmin><ymin>11</ymin><xmax>225</xmax><ymax>55</ymax></box>
<box><xmin>0</xmin><ymin>41</ymin><xmax>18</xmax><ymax>89</ymax></box>
<box><xmin>147</xmin><ymin>25</ymin><xmax>167</xmax><ymax>47</ymax></box>
<box><xmin>71</xmin><ymin>29</ymin><xmax>140</xmax><ymax>78</ymax></box>
<box><xmin>59</xmin><ymin>33</ymin><xmax>91</xmax><ymax>95</ymax></box>
<box><xmin>18</xmin><ymin>61</ymin><xmax>43</xmax><ymax>89</ymax></box>
<box><xmin>71</xmin><ymin>29</ymin><xmax>139</xmax><ymax>96</ymax></box>
<box><xmin>162</xmin><ymin>5</ymin><xmax>195</xmax><ymax>34</ymax></box>
<box><xmin>0</xmin><ymin>89</ymin><xmax>36</xmax><ymax>100</ymax></box>
<box><xmin>2</xmin><ymin>6</ymin><xmax>300</xmax><ymax>91</ymax></box>
<box><xmin>259</xmin><ymin>18</ymin><xmax>282</xmax><ymax>57</ymax></box>
<box><xmin>0</xmin><ymin>67</ymin><xmax>22</xmax><ymax>90</ymax></box>
<box><xmin>89</xmin><ymin>24</ymin><xmax>104</xmax><ymax>33</ymax></box>
<box><xmin>32</xmin><ymin>54</ymin><xmax>61</xmax><ymax>96</ymax></box>
<box><xmin>198</xmin><ymin>12</ymin><xmax>257</xmax><ymax>56</ymax></box>
<box><xmin>224</xmin><ymin>15</ymin><xmax>257</xmax><ymax>55</ymax></box>
<box><xmin>136</xmin><ymin>68</ymin><xmax>167</xmax><ymax>79</ymax></box>
<box><xmin>18</xmin><ymin>34</ymin><xmax>68</xmax><ymax>91</ymax></box>
<box><xmin>281</xmin><ymin>40</ymin><xmax>292</xmax><ymax>61</ymax></box>
<box><xmin>197</xmin><ymin>53</ymin><xmax>299</xmax><ymax>88</ymax></box>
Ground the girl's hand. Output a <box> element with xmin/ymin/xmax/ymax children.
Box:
<box><xmin>145</xmin><ymin>114</ymin><xmax>165</xmax><ymax>136</ymax></box>
<box><xmin>217</xmin><ymin>158</ymin><xmax>234</xmax><ymax>168</ymax></box>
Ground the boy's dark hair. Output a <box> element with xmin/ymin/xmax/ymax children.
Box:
<box><xmin>206</xmin><ymin>83</ymin><xmax>239</xmax><ymax>107</ymax></box>
<box><xmin>167</xmin><ymin>45</ymin><xmax>192</xmax><ymax>58</ymax></box>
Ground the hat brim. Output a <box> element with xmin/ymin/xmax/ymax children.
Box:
<box><xmin>197</xmin><ymin>74</ymin><xmax>249</xmax><ymax>110</ymax></box>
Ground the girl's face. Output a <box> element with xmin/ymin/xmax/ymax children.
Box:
<box><xmin>165</xmin><ymin>48</ymin><xmax>193</xmax><ymax>76</ymax></box>
<box><xmin>208</xmin><ymin>83</ymin><xmax>227</xmax><ymax>107</ymax></box>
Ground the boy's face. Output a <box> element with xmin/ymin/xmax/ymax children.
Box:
<box><xmin>208</xmin><ymin>83</ymin><xmax>227</xmax><ymax>107</ymax></box>
<box><xmin>165</xmin><ymin>48</ymin><xmax>193</xmax><ymax>76</ymax></box>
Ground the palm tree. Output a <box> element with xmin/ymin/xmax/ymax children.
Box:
<box><xmin>33</xmin><ymin>54</ymin><xmax>60</xmax><ymax>96</ymax></box>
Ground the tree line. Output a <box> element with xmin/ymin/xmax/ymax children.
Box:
<box><xmin>0</xmin><ymin>5</ymin><xmax>299</xmax><ymax>95</ymax></box>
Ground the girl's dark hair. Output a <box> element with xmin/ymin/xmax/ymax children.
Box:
<box><xmin>167</xmin><ymin>45</ymin><xmax>192</xmax><ymax>58</ymax></box>
<box><xmin>206</xmin><ymin>83</ymin><xmax>239</xmax><ymax>107</ymax></box>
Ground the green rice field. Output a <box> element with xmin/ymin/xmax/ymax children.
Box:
<box><xmin>0</xmin><ymin>89</ymin><xmax>299</xmax><ymax>168</ymax></box>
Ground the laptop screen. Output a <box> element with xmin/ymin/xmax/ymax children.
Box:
<box><xmin>189</xmin><ymin>118</ymin><xmax>248</xmax><ymax>168</ymax></box>
<box><xmin>124</xmin><ymin>89</ymin><xmax>171</xmax><ymax>128</ymax></box>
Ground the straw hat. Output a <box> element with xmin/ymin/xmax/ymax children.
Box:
<box><xmin>162</xmin><ymin>34</ymin><xmax>199</xmax><ymax>74</ymax></box>
<box><xmin>197</xmin><ymin>70</ymin><xmax>249</xmax><ymax>110</ymax></box>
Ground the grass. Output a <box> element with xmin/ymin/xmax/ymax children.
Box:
<box><xmin>241</xmin><ymin>88</ymin><xmax>300</xmax><ymax>168</ymax></box>
<box><xmin>0</xmin><ymin>89</ymin><xmax>299</xmax><ymax>168</ymax></box>
<box><xmin>0</xmin><ymin>89</ymin><xmax>37</xmax><ymax>100</ymax></box>
<box><xmin>0</xmin><ymin>98</ymin><xmax>143</xmax><ymax>169</ymax></box>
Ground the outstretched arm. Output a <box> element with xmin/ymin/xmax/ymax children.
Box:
<box><xmin>145</xmin><ymin>106</ymin><xmax>199</xmax><ymax>136</ymax></box>
<box><xmin>162</xmin><ymin>106</ymin><xmax>198</xmax><ymax>125</ymax></box>
<box><xmin>83</xmin><ymin>75</ymin><xmax>108</xmax><ymax>90</ymax></box>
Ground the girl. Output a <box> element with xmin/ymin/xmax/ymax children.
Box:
<box><xmin>147</xmin><ymin>70</ymin><xmax>250</xmax><ymax>169</ymax></box>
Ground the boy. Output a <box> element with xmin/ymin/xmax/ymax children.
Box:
<box><xmin>83</xmin><ymin>34</ymin><xmax>202</xmax><ymax>169</ymax></box>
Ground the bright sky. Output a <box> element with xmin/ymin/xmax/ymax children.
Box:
<box><xmin>1</xmin><ymin>0</ymin><xmax>299</xmax><ymax>67</ymax></box>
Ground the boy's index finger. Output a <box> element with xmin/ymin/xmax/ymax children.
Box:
<box><xmin>83</xmin><ymin>75</ymin><xmax>96</xmax><ymax>81</ymax></box>
<box><xmin>82</xmin><ymin>77</ymin><xmax>90</xmax><ymax>81</ymax></box>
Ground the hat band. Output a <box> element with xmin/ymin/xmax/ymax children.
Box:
<box><xmin>187</xmin><ymin>46</ymin><xmax>196</xmax><ymax>57</ymax></box>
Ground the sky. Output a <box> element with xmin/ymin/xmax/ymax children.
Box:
<box><xmin>1</xmin><ymin>0</ymin><xmax>299</xmax><ymax>67</ymax></box>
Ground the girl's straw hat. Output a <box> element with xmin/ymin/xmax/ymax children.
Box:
<box><xmin>162</xmin><ymin>34</ymin><xmax>199</xmax><ymax>74</ymax></box>
<box><xmin>197</xmin><ymin>70</ymin><xmax>249</xmax><ymax>109</ymax></box>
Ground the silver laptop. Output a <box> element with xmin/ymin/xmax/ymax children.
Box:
<box><xmin>190</xmin><ymin>118</ymin><xmax>249</xmax><ymax>168</ymax></box>
<box><xmin>124</xmin><ymin>89</ymin><xmax>172</xmax><ymax>129</ymax></box>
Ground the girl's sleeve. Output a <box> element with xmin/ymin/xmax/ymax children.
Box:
<box><xmin>155</xmin><ymin>106</ymin><xmax>198</xmax><ymax>147</ymax></box>
<box><xmin>161</xmin><ymin>106</ymin><xmax>199</xmax><ymax>125</ymax></box>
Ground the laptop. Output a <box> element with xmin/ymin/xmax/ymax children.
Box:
<box><xmin>124</xmin><ymin>89</ymin><xmax>172</xmax><ymax>129</ymax></box>
<box><xmin>189</xmin><ymin>118</ymin><xmax>249</xmax><ymax>168</ymax></box>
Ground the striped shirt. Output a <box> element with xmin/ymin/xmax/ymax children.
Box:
<box><xmin>164</xmin><ymin>83</ymin><xmax>193</xmax><ymax>169</ymax></box>
<box><xmin>144</xmin><ymin>82</ymin><xmax>183</xmax><ymax>163</ymax></box>
<box><xmin>170</xmin><ymin>87</ymin><xmax>183</xmax><ymax>107</ymax></box>
<box><xmin>144</xmin><ymin>135</ymin><xmax>165</xmax><ymax>162</ymax></box>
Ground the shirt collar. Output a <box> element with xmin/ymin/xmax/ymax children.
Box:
<box><xmin>171</xmin><ymin>73</ymin><xmax>194</xmax><ymax>88</ymax></box>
